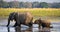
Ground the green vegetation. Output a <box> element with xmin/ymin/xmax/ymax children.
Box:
<box><xmin>0</xmin><ymin>8</ymin><xmax>60</xmax><ymax>17</ymax></box>
<box><xmin>0</xmin><ymin>0</ymin><xmax>60</xmax><ymax>8</ymax></box>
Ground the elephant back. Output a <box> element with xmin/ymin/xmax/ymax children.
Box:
<box><xmin>17</xmin><ymin>12</ymin><xmax>33</xmax><ymax>24</ymax></box>
<box><xmin>25</xmin><ymin>12</ymin><xmax>33</xmax><ymax>24</ymax></box>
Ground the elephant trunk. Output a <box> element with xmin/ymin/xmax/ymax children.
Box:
<box><xmin>7</xmin><ymin>18</ymin><xmax>10</xmax><ymax>27</ymax></box>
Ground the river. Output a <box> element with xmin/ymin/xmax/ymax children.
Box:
<box><xmin>0</xmin><ymin>17</ymin><xmax>60</xmax><ymax>32</ymax></box>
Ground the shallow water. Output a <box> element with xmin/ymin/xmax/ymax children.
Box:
<box><xmin>0</xmin><ymin>18</ymin><xmax>60</xmax><ymax>32</ymax></box>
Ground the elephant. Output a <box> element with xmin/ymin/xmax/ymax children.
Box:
<box><xmin>6</xmin><ymin>12</ymin><xmax>33</xmax><ymax>27</ymax></box>
<box><xmin>34</xmin><ymin>18</ymin><xmax>53</xmax><ymax>28</ymax></box>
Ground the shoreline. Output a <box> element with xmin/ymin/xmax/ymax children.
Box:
<box><xmin>0</xmin><ymin>16</ymin><xmax>60</xmax><ymax>22</ymax></box>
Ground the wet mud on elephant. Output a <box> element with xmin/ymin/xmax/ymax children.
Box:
<box><xmin>34</xmin><ymin>18</ymin><xmax>53</xmax><ymax>28</ymax></box>
<box><xmin>6</xmin><ymin>12</ymin><xmax>33</xmax><ymax>27</ymax></box>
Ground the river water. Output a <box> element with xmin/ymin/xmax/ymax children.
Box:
<box><xmin>0</xmin><ymin>17</ymin><xmax>60</xmax><ymax>32</ymax></box>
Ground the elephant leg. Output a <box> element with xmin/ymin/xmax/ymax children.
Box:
<box><xmin>13</xmin><ymin>22</ymin><xmax>17</xmax><ymax>27</ymax></box>
<box><xmin>29</xmin><ymin>23</ymin><xmax>32</xmax><ymax>27</ymax></box>
<box><xmin>29</xmin><ymin>18</ymin><xmax>33</xmax><ymax>27</ymax></box>
<box><xmin>17</xmin><ymin>24</ymin><xmax>21</xmax><ymax>28</ymax></box>
<box><xmin>17</xmin><ymin>21</ymin><xmax>21</xmax><ymax>27</ymax></box>
<box><xmin>39</xmin><ymin>24</ymin><xmax>40</xmax><ymax>28</ymax></box>
<box><xmin>39</xmin><ymin>24</ymin><xmax>41</xmax><ymax>28</ymax></box>
<box><xmin>41</xmin><ymin>23</ymin><xmax>45</xmax><ymax>28</ymax></box>
<box><xmin>28</xmin><ymin>23</ymin><xmax>32</xmax><ymax>31</ymax></box>
<box><xmin>17</xmin><ymin>24</ymin><xmax>21</xmax><ymax>27</ymax></box>
<box><xmin>7</xmin><ymin>19</ymin><xmax>10</xmax><ymax>27</ymax></box>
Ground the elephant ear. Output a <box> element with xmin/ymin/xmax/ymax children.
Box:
<box><xmin>8</xmin><ymin>12</ymin><xmax>13</xmax><ymax>20</ymax></box>
<box><xmin>13</xmin><ymin>12</ymin><xmax>18</xmax><ymax>21</ymax></box>
<box><xmin>8</xmin><ymin>12</ymin><xmax>16</xmax><ymax>21</ymax></box>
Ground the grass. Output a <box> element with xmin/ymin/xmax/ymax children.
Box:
<box><xmin>0</xmin><ymin>8</ymin><xmax>60</xmax><ymax>17</ymax></box>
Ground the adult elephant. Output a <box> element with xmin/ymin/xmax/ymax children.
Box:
<box><xmin>6</xmin><ymin>12</ymin><xmax>33</xmax><ymax>27</ymax></box>
<box><xmin>34</xmin><ymin>18</ymin><xmax>53</xmax><ymax>28</ymax></box>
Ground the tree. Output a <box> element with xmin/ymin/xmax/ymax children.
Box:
<box><xmin>0</xmin><ymin>0</ymin><xmax>9</xmax><ymax>8</ymax></box>
<box><xmin>32</xmin><ymin>2</ymin><xmax>40</xmax><ymax>8</ymax></box>
<box><xmin>9</xmin><ymin>1</ymin><xmax>19</xmax><ymax>8</ymax></box>
<box><xmin>19</xmin><ymin>2</ymin><xmax>24</xmax><ymax>8</ymax></box>
<box><xmin>2</xmin><ymin>2</ymin><xmax>9</xmax><ymax>8</ymax></box>
<box><xmin>0</xmin><ymin>0</ymin><xmax>4</xmax><ymax>7</ymax></box>
<box><xmin>39</xmin><ymin>2</ymin><xmax>49</xmax><ymax>8</ymax></box>
<box><xmin>51</xmin><ymin>3</ymin><xmax>60</xmax><ymax>8</ymax></box>
<box><xmin>24</xmin><ymin>2</ymin><xmax>32</xmax><ymax>8</ymax></box>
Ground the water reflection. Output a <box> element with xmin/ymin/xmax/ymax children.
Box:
<box><xmin>7</xmin><ymin>26</ymin><xmax>51</xmax><ymax>32</ymax></box>
<box><xmin>39</xmin><ymin>28</ymin><xmax>50</xmax><ymax>32</ymax></box>
<box><xmin>21</xmin><ymin>27</ymin><xmax>32</xmax><ymax>32</ymax></box>
<box><xmin>5</xmin><ymin>22</ymin><xmax>60</xmax><ymax>32</ymax></box>
<box><xmin>7</xmin><ymin>26</ymin><xmax>32</xmax><ymax>32</ymax></box>
<box><xmin>0</xmin><ymin>18</ymin><xmax>60</xmax><ymax>32</ymax></box>
<box><xmin>7</xmin><ymin>27</ymin><xmax>10</xmax><ymax>32</ymax></box>
<box><xmin>15</xmin><ymin>26</ymin><xmax>33</xmax><ymax>32</ymax></box>
<box><xmin>15</xmin><ymin>26</ymin><xmax>21</xmax><ymax>32</ymax></box>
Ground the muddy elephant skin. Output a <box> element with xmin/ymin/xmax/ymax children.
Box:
<box><xmin>6</xmin><ymin>12</ymin><xmax>33</xmax><ymax>27</ymax></box>
<box><xmin>34</xmin><ymin>18</ymin><xmax>52</xmax><ymax>28</ymax></box>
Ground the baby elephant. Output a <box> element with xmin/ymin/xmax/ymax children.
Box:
<box><xmin>34</xmin><ymin>18</ymin><xmax>53</xmax><ymax>28</ymax></box>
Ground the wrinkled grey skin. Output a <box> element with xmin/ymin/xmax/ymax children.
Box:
<box><xmin>7</xmin><ymin>12</ymin><xmax>33</xmax><ymax>27</ymax></box>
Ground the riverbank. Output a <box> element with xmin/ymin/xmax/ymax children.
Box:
<box><xmin>0</xmin><ymin>16</ymin><xmax>60</xmax><ymax>22</ymax></box>
<box><xmin>0</xmin><ymin>8</ymin><xmax>60</xmax><ymax>17</ymax></box>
